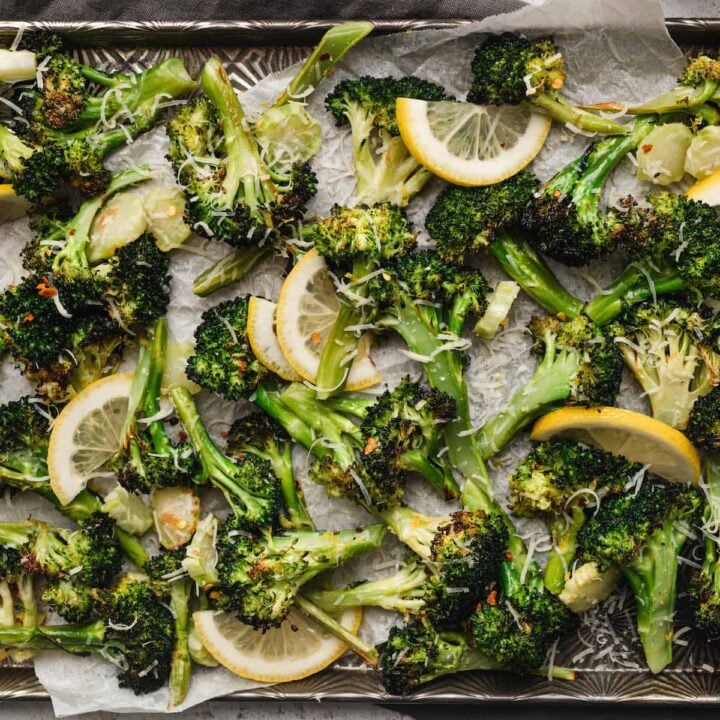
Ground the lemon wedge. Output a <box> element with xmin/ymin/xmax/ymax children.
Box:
<box><xmin>396</xmin><ymin>98</ymin><xmax>551</xmax><ymax>186</ymax></box>
<box><xmin>247</xmin><ymin>296</ymin><xmax>302</xmax><ymax>382</ymax></box>
<box><xmin>193</xmin><ymin>606</ymin><xmax>362</xmax><ymax>683</ymax></box>
<box><xmin>48</xmin><ymin>374</ymin><xmax>133</xmax><ymax>505</ymax></box>
<box><xmin>686</xmin><ymin>169</ymin><xmax>720</xmax><ymax>206</ymax></box>
<box><xmin>530</xmin><ymin>406</ymin><xmax>701</xmax><ymax>484</ymax></box>
<box><xmin>0</xmin><ymin>183</ymin><xmax>29</xmax><ymax>223</ymax></box>
<box><xmin>275</xmin><ymin>248</ymin><xmax>381</xmax><ymax>390</ymax></box>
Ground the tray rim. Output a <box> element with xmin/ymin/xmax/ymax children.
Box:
<box><xmin>0</xmin><ymin>15</ymin><xmax>719</xmax><ymax>707</ymax></box>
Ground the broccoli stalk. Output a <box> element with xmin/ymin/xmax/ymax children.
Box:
<box><xmin>226</xmin><ymin>412</ymin><xmax>314</xmax><ymax>531</ymax></box>
<box><xmin>476</xmin><ymin>314</ymin><xmax>623</xmax><ymax>459</ymax></box>
<box><xmin>521</xmin><ymin>117</ymin><xmax>656</xmax><ymax>266</ymax></box>
<box><xmin>0</xmin><ymin>576</ymin><xmax>176</xmax><ymax>694</ymax></box>
<box><xmin>467</xmin><ymin>34</ymin><xmax>627</xmax><ymax>135</ymax></box>
<box><xmin>191</xmin><ymin>246</ymin><xmax>274</xmax><ymax>298</ymax></box>
<box><xmin>171</xmin><ymin>385</ymin><xmax>279</xmax><ymax>531</ymax></box>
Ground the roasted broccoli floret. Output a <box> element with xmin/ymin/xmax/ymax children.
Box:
<box><xmin>510</xmin><ymin>439</ymin><xmax>639</xmax><ymax>594</ymax></box>
<box><xmin>215</xmin><ymin>516</ymin><xmax>386</xmax><ymax>629</ymax></box>
<box><xmin>574</xmin><ymin>477</ymin><xmax>704</xmax><ymax>673</ymax></box>
<box><xmin>310</xmin><ymin>506</ymin><xmax>507</xmax><ymax>626</ymax></box>
<box><xmin>111</xmin><ymin>319</ymin><xmax>198</xmax><ymax>494</ymax></box>
<box><xmin>585</xmin><ymin>193</ymin><xmax>720</xmax><ymax>325</ymax></box>
<box><xmin>688</xmin><ymin>386</ymin><xmax>720</xmax><ymax>452</ymax></box>
<box><xmin>477</xmin><ymin>313</ymin><xmax>623</xmax><ymax>458</ymax></box>
<box><xmin>521</xmin><ymin>117</ymin><xmax>655</xmax><ymax>266</ymax></box>
<box><xmin>305</xmin><ymin>203</ymin><xmax>416</xmax><ymax>396</ymax></box>
<box><xmin>226</xmin><ymin>412</ymin><xmax>313</xmax><ymax>531</ymax></box>
<box><xmin>2</xmin><ymin>56</ymin><xmax>194</xmax><ymax>202</ymax></box>
<box><xmin>171</xmin><ymin>385</ymin><xmax>280</xmax><ymax>530</ymax></box>
<box><xmin>467</xmin><ymin>33</ymin><xmax>626</xmax><ymax>135</ymax></box>
<box><xmin>325</xmin><ymin>76</ymin><xmax>452</xmax><ymax>206</ymax></box>
<box><xmin>167</xmin><ymin>59</ymin><xmax>316</xmax><ymax>248</ymax></box>
<box><xmin>608</xmin><ymin>301</ymin><xmax>720</xmax><ymax>429</ymax></box>
<box><xmin>0</xmin><ymin>514</ymin><xmax>122</xmax><ymax>588</ymax></box>
<box><xmin>425</xmin><ymin>172</ymin><xmax>583</xmax><ymax>318</ymax></box>
<box><xmin>185</xmin><ymin>295</ymin><xmax>270</xmax><ymax>401</ymax></box>
<box><xmin>0</xmin><ymin>575</ymin><xmax>176</xmax><ymax>694</ymax></box>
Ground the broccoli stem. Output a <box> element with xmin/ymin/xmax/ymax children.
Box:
<box><xmin>584</xmin><ymin>264</ymin><xmax>687</xmax><ymax>326</ymax></box>
<box><xmin>544</xmin><ymin>506</ymin><xmax>586</xmax><ymax>595</ymax></box>
<box><xmin>273</xmin><ymin>437</ymin><xmax>314</xmax><ymax>532</ymax></box>
<box><xmin>624</xmin><ymin>516</ymin><xmax>686</xmax><ymax>674</ymax></box>
<box><xmin>142</xmin><ymin>319</ymin><xmax>175</xmax><ymax>458</ymax></box>
<box><xmin>378</xmin><ymin>506</ymin><xmax>438</xmax><ymax>561</ymax></box>
<box><xmin>294</xmin><ymin>594</ymin><xmax>379</xmax><ymax>667</ymax></box>
<box><xmin>628</xmin><ymin>80</ymin><xmax>718</xmax><ymax>115</ymax></box>
<box><xmin>168</xmin><ymin>578</ymin><xmax>192</xmax><ymax>708</ymax></box>
<box><xmin>315</xmin><ymin>301</ymin><xmax>364</xmax><ymax>399</ymax></box>
<box><xmin>0</xmin><ymin>618</ymin><xmax>106</xmax><ymax>651</ymax></box>
<box><xmin>477</xmin><ymin>333</ymin><xmax>578</xmax><ymax>459</ymax></box>
<box><xmin>323</xmin><ymin>395</ymin><xmax>377</xmax><ymax>419</ymax></box>
<box><xmin>200</xmin><ymin>58</ymin><xmax>274</xmax><ymax>223</ymax></box>
<box><xmin>397</xmin><ymin>449</ymin><xmax>459</xmax><ymax>499</ymax></box>
<box><xmin>75</xmin><ymin>59</ymin><xmax>196</xmax><ymax>128</ymax></box>
<box><xmin>192</xmin><ymin>247</ymin><xmax>273</xmax><ymax>297</ymax></box>
<box><xmin>488</xmin><ymin>232</ymin><xmax>583</xmax><ymax>317</ymax></box>
<box><xmin>700</xmin><ymin>455</ymin><xmax>720</xmax><ymax>596</ymax></box>
<box><xmin>305</xmin><ymin>561</ymin><xmax>427</xmax><ymax>614</ymax></box>
<box><xmin>532</xmin><ymin>91</ymin><xmax>629</xmax><ymax>135</ymax></box>
<box><xmin>274</xmin><ymin>23</ymin><xmax>374</xmax><ymax>107</ymax></box>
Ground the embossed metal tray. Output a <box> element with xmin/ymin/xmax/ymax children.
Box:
<box><xmin>1</xmin><ymin>17</ymin><xmax>719</xmax><ymax>706</ymax></box>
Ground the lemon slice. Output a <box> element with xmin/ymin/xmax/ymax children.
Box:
<box><xmin>48</xmin><ymin>374</ymin><xmax>133</xmax><ymax>505</ymax></box>
<box><xmin>276</xmin><ymin>248</ymin><xmax>381</xmax><ymax>391</ymax></box>
<box><xmin>686</xmin><ymin>170</ymin><xmax>720</xmax><ymax>206</ymax></box>
<box><xmin>530</xmin><ymin>406</ymin><xmax>701</xmax><ymax>484</ymax></box>
<box><xmin>396</xmin><ymin>98</ymin><xmax>552</xmax><ymax>186</ymax></box>
<box><xmin>193</xmin><ymin>605</ymin><xmax>362</xmax><ymax>683</ymax></box>
<box><xmin>247</xmin><ymin>296</ymin><xmax>302</xmax><ymax>382</ymax></box>
<box><xmin>0</xmin><ymin>184</ymin><xmax>29</xmax><ymax>223</ymax></box>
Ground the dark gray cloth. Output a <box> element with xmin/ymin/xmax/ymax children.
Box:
<box><xmin>0</xmin><ymin>0</ymin><xmax>523</xmax><ymax>21</ymax></box>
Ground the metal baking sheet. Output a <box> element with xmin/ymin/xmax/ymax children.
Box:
<box><xmin>1</xmin><ymin>17</ymin><xmax>719</xmax><ymax>705</ymax></box>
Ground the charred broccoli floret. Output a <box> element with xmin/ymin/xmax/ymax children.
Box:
<box><xmin>325</xmin><ymin>76</ymin><xmax>452</xmax><ymax>205</ymax></box>
<box><xmin>306</xmin><ymin>203</ymin><xmax>416</xmax><ymax>396</ymax></box>
<box><xmin>215</xmin><ymin>516</ymin><xmax>386</xmax><ymax>629</ymax></box>
<box><xmin>425</xmin><ymin>172</ymin><xmax>583</xmax><ymax>318</ymax></box>
<box><xmin>477</xmin><ymin>313</ymin><xmax>623</xmax><ymax>458</ymax></box>
<box><xmin>608</xmin><ymin>300</ymin><xmax>720</xmax><ymax>429</ymax></box>
<box><xmin>467</xmin><ymin>33</ymin><xmax>626</xmax><ymax>135</ymax></box>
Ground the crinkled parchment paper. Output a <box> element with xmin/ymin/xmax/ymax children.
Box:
<box><xmin>0</xmin><ymin>0</ymin><xmax>686</xmax><ymax>712</ymax></box>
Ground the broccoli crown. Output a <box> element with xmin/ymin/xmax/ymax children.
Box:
<box><xmin>0</xmin><ymin>545</ymin><xmax>22</xmax><ymax>581</ymax></box>
<box><xmin>617</xmin><ymin>193</ymin><xmax>720</xmax><ymax>297</ymax></box>
<box><xmin>529</xmin><ymin>313</ymin><xmax>624</xmax><ymax>406</ymax></box>
<box><xmin>426</xmin><ymin>172</ymin><xmax>538</xmax><ymax>264</ymax></box>
<box><xmin>468</xmin><ymin>583</ymin><xmax>571</xmax><ymax>672</ymax></box>
<box><xmin>219</xmin><ymin>453</ymin><xmax>281</xmax><ymax>529</ymax></box>
<box><xmin>577</xmin><ymin>477</ymin><xmax>702</xmax><ymax>571</ymax></box>
<box><xmin>379</xmin><ymin>621</ymin><xmax>476</xmax><ymax>695</ymax></box>
<box><xmin>510</xmin><ymin>439</ymin><xmax>640</xmax><ymax>517</ymax></box>
<box><xmin>609</xmin><ymin>300</ymin><xmax>720</xmax><ymax>429</ymax></box>
<box><xmin>16</xmin><ymin>514</ymin><xmax>122</xmax><ymax>587</ymax></box>
<box><xmin>98</xmin><ymin>576</ymin><xmax>176</xmax><ymax>694</ymax></box>
<box><xmin>100</xmin><ymin>234</ymin><xmax>170</xmax><ymax>326</ymax></box>
<box><xmin>167</xmin><ymin>88</ymin><xmax>317</xmax><ymax>248</ymax></box>
<box><xmin>226</xmin><ymin>412</ymin><xmax>289</xmax><ymax>460</ymax></box>
<box><xmin>306</xmin><ymin>203</ymin><xmax>416</xmax><ymax>272</ymax></box>
<box><xmin>216</xmin><ymin>517</ymin><xmax>384</xmax><ymax>628</ymax></box>
<box><xmin>186</xmin><ymin>296</ymin><xmax>270</xmax><ymax>400</ymax></box>
<box><xmin>467</xmin><ymin>33</ymin><xmax>565</xmax><ymax>106</ymax></box>
<box><xmin>144</xmin><ymin>548</ymin><xmax>186</xmax><ymax>581</ymax></box>
<box><xmin>42</xmin><ymin>579</ymin><xmax>99</xmax><ymax>623</ymax></box>
<box><xmin>310</xmin><ymin>455</ymin><xmax>405</xmax><ymax>510</ymax></box>
<box><xmin>680</xmin><ymin>56</ymin><xmax>720</xmax><ymax>87</ymax></box>
<box><xmin>687</xmin><ymin>386</ymin><xmax>720</xmax><ymax>452</ymax></box>
<box><xmin>325</xmin><ymin>76</ymin><xmax>450</xmax><ymax>135</ymax></box>
<box><xmin>688</xmin><ymin>570</ymin><xmax>720</xmax><ymax>640</ymax></box>
<box><xmin>0</xmin><ymin>397</ymin><xmax>49</xmax><ymax>454</ymax></box>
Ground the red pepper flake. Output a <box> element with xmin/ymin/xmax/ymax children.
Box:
<box><xmin>22</xmin><ymin>313</ymin><xmax>34</xmax><ymax>323</ymax></box>
<box><xmin>320</xmin><ymin>52</ymin><xmax>331</xmax><ymax>61</ymax></box>
<box><xmin>487</xmin><ymin>590</ymin><xmax>498</xmax><ymax>606</ymax></box>
<box><xmin>552</xmin><ymin>189</ymin><xmax>561</xmax><ymax>199</ymax></box>
<box><xmin>220</xmin><ymin>430</ymin><xmax>229</xmax><ymax>438</ymax></box>
<box><xmin>641</xmin><ymin>144</ymin><xmax>653</xmax><ymax>154</ymax></box>
<box><xmin>36</xmin><ymin>280</ymin><xmax>57</xmax><ymax>298</ymax></box>
<box><xmin>504</xmin><ymin>550</ymin><xmax>514</xmax><ymax>561</ymax></box>
<box><xmin>551</xmin><ymin>77</ymin><xmax>564</xmax><ymax>90</ymax></box>
<box><xmin>310</xmin><ymin>331</ymin><xmax>322</xmax><ymax>345</ymax></box>
<box><xmin>179</xmin><ymin>430</ymin><xmax>188</xmax><ymax>442</ymax></box>
<box><xmin>363</xmin><ymin>437</ymin><xmax>378</xmax><ymax>455</ymax></box>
